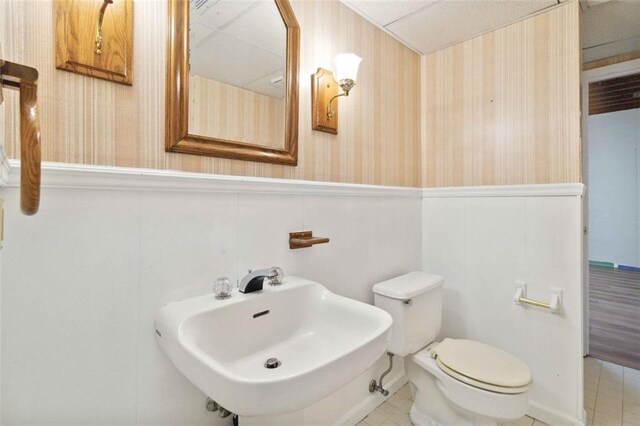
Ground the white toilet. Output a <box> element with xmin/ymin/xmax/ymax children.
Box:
<box><xmin>373</xmin><ymin>271</ymin><xmax>532</xmax><ymax>426</ymax></box>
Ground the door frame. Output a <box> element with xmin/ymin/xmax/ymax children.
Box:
<box><xmin>581</xmin><ymin>58</ymin><xmax>640</xmax><ymax>356</ymax></box>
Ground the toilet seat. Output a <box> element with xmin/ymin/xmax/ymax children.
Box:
<box><xmin>432</xmin><ymin>338</ymin><xmax>532</xmax><ymax>394</ymax></box>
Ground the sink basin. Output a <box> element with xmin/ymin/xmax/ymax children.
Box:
<box><xmin>155</xmin><ymin>276</ymin><xmax>392</xmax><ymax>416</ymax></box>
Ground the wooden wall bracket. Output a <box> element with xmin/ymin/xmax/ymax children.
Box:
<box><xmin>311</xmin><ymin>68</ymin><xmax>339</xmax><ymax>134</ymax></box>
<box><xmin>289</xmin><ymin>231</ymin><xmax>330</xmax><ymax>249</ymax></box>
<box><xmin>0</xmin><ymin>59</ymin><xmax>41</xmax><ymax>215</ymax></box>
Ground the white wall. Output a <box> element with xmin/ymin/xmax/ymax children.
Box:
<box><xmin>0</xmin><ymin>164</ymin><xmax>420</xmax><ymax>426</ymax></box>
<box><xmin>588</xmin><ymin>109</ymin><xmax>640</xmax><ymax>266</ymax></box>
<box><xmin>422</xmin><ymin>185</ymin><xmax>585</xmax><ymax>425</ymax></box>
<box><xmin>0</xmin><ymin>164</ymin><xmax>587</xmax><ymax>425</ymax></box>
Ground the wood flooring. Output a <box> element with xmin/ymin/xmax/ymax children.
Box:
<box><xmin>589</xmin><ymin>266</ymin><xmax>640</xmax><ymax>370</ymax></box>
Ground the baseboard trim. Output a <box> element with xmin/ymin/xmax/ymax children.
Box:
<box><xmin>528</xmin><ymin>400</ymin><xmax>585</xmax><ymax>426</ymax></box>
<box><xmin>337</xmin><ymin>373</ymin><xmax>409</xmax><ymax>426</ymax></box>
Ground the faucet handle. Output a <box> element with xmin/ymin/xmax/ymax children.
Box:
<box><xmin>213</xmin><ymin>277</ymin><xmax>231</xmax><ymax>299</ymax></box>
<box><xmin>267</xmin><ymin>266</ymin><xmax>284</xmax><ymax>286</ymax></box>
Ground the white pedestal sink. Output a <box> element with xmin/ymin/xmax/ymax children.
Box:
<box><xmin>155</xmin><ymin>276</ymin><xmax>392</xmax><ymax>417</ymax></box>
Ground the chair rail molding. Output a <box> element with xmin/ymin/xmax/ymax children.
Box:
<box><xmin>0</xmin><ymin>161</ymin><xmax>586</xmax><ymax>199</ymax></box>
<box><xmin>1</xmin><ymin>160</ymin><xmax>422</xmax><ymax>198</ymax></box>
<box><xmin>422</xmin><ymin>184</ymin><xmax>585</xmax><ymax>198</ymax></box>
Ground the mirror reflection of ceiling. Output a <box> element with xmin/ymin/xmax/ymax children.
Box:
<box><xmin>190</xmin><ymin>0</ymin><xmax>286</xmax><ymax>99</ymax></box>
<box><xmin>580</xmin><ymin>0</ymin><xmax>640</xmax><ymax>63</ymax></box>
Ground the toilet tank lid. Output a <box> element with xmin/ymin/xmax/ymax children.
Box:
<box><xmin>373</xmin><ymin>271</ymin><xmax>443</xmax><ymax>300</ymax></box>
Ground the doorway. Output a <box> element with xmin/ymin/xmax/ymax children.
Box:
<box><xmin>583</xmin><ymin>59</ymin><xmax>640</xmax><ymax>370</ymax></box>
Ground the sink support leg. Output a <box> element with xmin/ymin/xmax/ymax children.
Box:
<box><xmin>369</xmin><ymin>352</ymin><xmax>394</xmax><ymax>396</ymax></box>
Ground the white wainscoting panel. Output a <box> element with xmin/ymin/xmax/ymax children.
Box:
<box><xmin>422</xmin><ymin>185</ymin><xmax>585</xmax><ymax>426</ymax></box>
<box><xmin>0</xmin><ymin>163</ymin><xmax>421</xmax><ymax>426</ymax></box>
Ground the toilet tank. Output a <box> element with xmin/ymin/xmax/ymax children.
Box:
<box><xmin>372</xmin><ymin>272</ymin><xmax>443</xmax><ymax>356</ymax></box>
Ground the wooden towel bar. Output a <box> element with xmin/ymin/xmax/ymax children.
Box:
<box><xmin>0</xmin><ymin>59</ymin><xmax>41</xmax><ymax>215</ymax></box>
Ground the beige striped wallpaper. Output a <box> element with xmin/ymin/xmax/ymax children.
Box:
<box><xmin>189</xmin><ymin>75</ymin><xmax>285</xmax><ymax>149</ymax></box>
<box><xmin>1</xmin><ymin>0</ymin><xmax>421</xmax><ymax>187</ymax></box>
<box><xmin>421</xmin><ymin>1</ymin><xmax>581</xmax><ymax>187</ymax></box>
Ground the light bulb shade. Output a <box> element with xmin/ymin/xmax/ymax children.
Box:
<box><xmin>334</xmin><ymin>53</ymin><xmax>362</xmax><ymax>83</ymax></box>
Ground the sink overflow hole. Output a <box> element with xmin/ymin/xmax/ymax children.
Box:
<box><xmin>253</xmin><ymin>309</ymin><xmax>270</xmax><ymax>318</ymax></box>
<box><xmin>264</xmin><ymin>358</ymin><xmax>281</xmax><ymax>369</ymax></box>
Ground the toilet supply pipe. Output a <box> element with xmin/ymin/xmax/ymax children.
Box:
<box><xmin>369</xmin><ymin>352</ymin><xmax>394</xmax><ymax>396</ymax></box>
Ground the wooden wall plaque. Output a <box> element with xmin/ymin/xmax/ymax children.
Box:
<box><xmin>55</xmin><ymin>0</ymin><xmax>133</xmax><ymax>85</ymax></box>
<box><xmin>311</xmin><ymin>68</ymin><xmax>339</xmax><ymax>135</ymax></box>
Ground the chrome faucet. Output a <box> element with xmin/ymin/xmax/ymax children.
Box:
<box><xmin>239</xmin><ymin>267</ymin><xmax>283</xmax><ymax>294</ymax></box>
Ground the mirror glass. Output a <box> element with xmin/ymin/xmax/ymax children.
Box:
<box><xmin>188</xmin><ymin>0</ymin><xmax>287</xmax><ymax>149</ymax></box>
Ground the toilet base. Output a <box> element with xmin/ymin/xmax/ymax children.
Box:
<box><xmin>408</xmin><ymin>381</ymin><xmax>498</xmax><ymax>426</ymax></box>
<box><xmin>410</xmin><ymin>403</ymin><xmax>498</xmax><ymax>426</ymax></box>
<box><xmin>406</xmin><ymin>352</ymin><xmax>527</xmax><ymax>426</ymax></box>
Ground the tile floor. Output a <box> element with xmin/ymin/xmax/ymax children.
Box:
<box><xmin>356</xmin><ymin>384</ymin><xmax>413</xmax><ymax>426</ymax></box>
<box><xmin>356</xmin><ymin>383</ymin><xmax>545</xmax><ymax>426</ymax></box>
<box><xmin>584</xmin><ymin>356</ymin><xmax>640</xmax><ymax>426</ymax></box>
<box><xmin>357</xmin><ymin>356</ymin><xmax>640</xmax><ymax>426</ymax></box>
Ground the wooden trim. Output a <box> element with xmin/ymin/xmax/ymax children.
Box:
<box><xmin>279</xmin><ymin>0</ymin><xmax>300</xmax><ymax>165</ymax></box>
<box><xmin>165</xmin><ymin>0</ymin><xmax>299</xmax><ymax>166</ymax></box>
<box><xmin>588</xmin><ymin>72</ymin><xmax>640</xmax><ymax>115</ymax></box>
<box><xmin>583</xmin><ymin>51</ymin><xmax>640</xmax><ymax>71</ymax></box>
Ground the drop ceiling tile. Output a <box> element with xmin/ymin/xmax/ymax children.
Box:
<box><xmin>243</xmin><ymin>71</ymin><xmax>286</xmax><ymax>99</ymax></box>
<box><xmin>223</xmin><ymin>1</ymin><xmax>286</xmax><ymax>57</ymax></box>
<box><xmin>386</xmin><ymin>0</ymin><xmax>557</xmax><ymax>54</ymax></box>
<box><xmin>190</xmin><ymin>22</ymin><xmax>217</xmax><ymax>48</ymax></box>
<box><xmin>581</xmin><ymin>0</ymin><xmax>640</xmax><ymax>48</ymax></box>
<box><xmin>197</xmin><ymin>0</ymin><xmax>255</xmax><ymax>30</ymax></box>
<box><xmin>190</xmin><ymin>32</ymin><xmax>283</xmax><ymax>90</ymax></box>
<box><xmin>189</xmin><ymin>0</ymin><xmax>215</xmax><ymax>21</ymax></box>
<box><xmin>341</xmin><ymin>0</ymin><xmax>437</xmax><ymax>26</ymax></box>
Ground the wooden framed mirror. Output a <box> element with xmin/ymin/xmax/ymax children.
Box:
<box><xmin>166</xmin><ymin>0</ymin><xmax>299</xmax><ymax>165</ymax></box>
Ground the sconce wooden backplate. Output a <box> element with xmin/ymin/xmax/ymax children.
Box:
<box><xmin>311</xmin><ymin>67</ymin><xmax>338</xmax><ymax>135</ymax></box>
<box><xmin>55</xmin><ymin>0</ymin><xmax>133</xmax><ymax>85</ymax></box>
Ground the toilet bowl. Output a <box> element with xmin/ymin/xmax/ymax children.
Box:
<box><xmin>372</xmin><ymin>272</ymin><xmax>532</xmax><ymax>426</ymax></box>
<box><xmin>407</xmin><ymin>340</ymin><xmax>531</xmax><ymax>425</ymax></box>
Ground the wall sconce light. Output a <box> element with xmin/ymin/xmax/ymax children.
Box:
<box><xmin>311</xmin><ymin>53</ymin><xmax>362</xmax><ymax>134</ymax></box>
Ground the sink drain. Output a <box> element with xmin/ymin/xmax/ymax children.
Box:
<box><xmin>264</xmin><ymin>358</ymin><xmax>281</xmax><ymax>369</ymax></box>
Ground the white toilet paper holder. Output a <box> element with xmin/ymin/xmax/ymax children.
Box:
<box><xmin>513</xmin><ymin>283</ymin><xmax>562</xmax><ymax>313</ymax></box>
